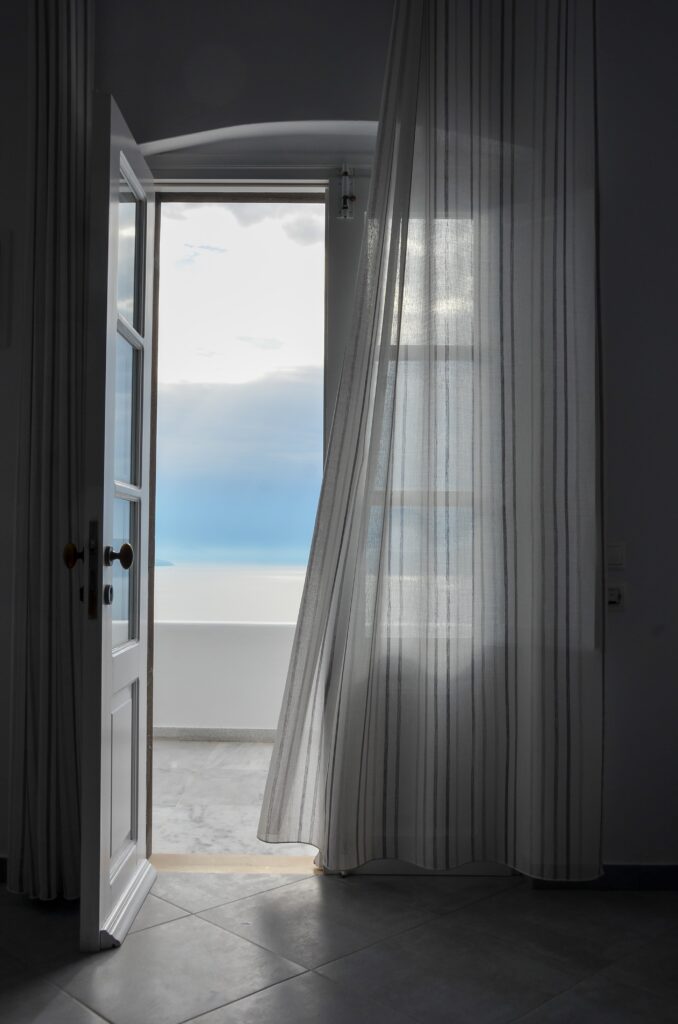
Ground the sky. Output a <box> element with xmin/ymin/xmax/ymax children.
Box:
<box><xmin>156</xmin><ymin>201</ymin><xmax>325</xmax><ymax>565</ymax></box>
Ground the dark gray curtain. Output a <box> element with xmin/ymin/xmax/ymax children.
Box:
<box><xmin>260</xmin><ymin>0</ymin><xmax>603</xmax><ymax>880</ymax></box>
<box><xmin>8</xmin><ymin>0</ymin><xmax>91</xmax><ymax>899</ymax></box>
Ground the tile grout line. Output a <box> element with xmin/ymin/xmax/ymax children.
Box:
<box><xmin>503</xmin><ymin>967</ymin><xmax>674</xmax><ymax>1024</ymax></box>
<box><xmin>171</xmin><ymin>970</ymin><xmax>312</xmax><ymax>1024</ymax></box>
<box><xmin>307</xmin><ymin>967</ymin><xmax>423</xmax><ymax>1024</ymax></box>
<box><xmin>502</xmin><ymin>915</ymin><xmax>678</xmax><ymax>1022</ymax></box>
<box><xmin>45</xmin><ymin>980</ymin><xmax>118</xmax><ymax>1024</ymax></box>
<box><xmin>150</xmin><ymin>873</ymin><xmax>313</xmax><ymax>917</ymax></box>
<box><xmin>195</xmin><ymin>881</ymin><xmax>520</xmax><ymax>975</ymax></box>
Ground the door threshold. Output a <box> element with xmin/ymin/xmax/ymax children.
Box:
<box><xmin>150</xmin><ymin>853</ymin><xmax>318</xmax><ymax>874</ymax></box>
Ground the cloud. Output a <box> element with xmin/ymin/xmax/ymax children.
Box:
<box><xmin>176</xmin><ymin>241</ymin><xmax>229</xmax><ymax>268</ymax></box>
<box><xmin>237</xmin><ymin>335</ymin><xmax>284</xmax><ymax>350</ymax></box>
<box><xmin>186</xmin><ymin>243</ymin><xmax>228</xmax><ymax>254</ymax></box>
<box><xmin>226</xmin><ymin>202</ymin><xmax>324</xmax><ymax>234</ymax></box>
<box><xmin>281</xmin><ymin>214</ymin><xmax>325</xmax><ymax>246</ymax></box>
<box><xmin>228</xmin><ymin>203</ymin><xmax>279</xmax><ymax>227</ymax></box>
<box><xmin>161</xmin><ymin>202</ymin><xmax>206</xmax><ymax>222</ymax></box>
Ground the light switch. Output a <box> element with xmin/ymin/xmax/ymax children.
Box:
<box><xmin>606</xmin><ymin>541</ymin><xmax>626</xmax><ymax>572</ymax></box>
<box><xmin>606</xmin><ymin>583</ymin><xmax>625</xmax><ymax>610</ymax></box>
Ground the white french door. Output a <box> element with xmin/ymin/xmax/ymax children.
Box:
<box><xmin>80</xmin><ymin>96</ymin><xmax>155</xmax><ymax>951</ymax></box>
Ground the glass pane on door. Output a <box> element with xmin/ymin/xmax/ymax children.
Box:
<box><xmin>117</xmin><ymin>177</ymin><xmax>139</xmax><ymax>325</ymax></box>
<box><xmin>111</xmin><ymin>497</ymin><xmax>138</xmax><ymax>650</ymax></box>
<box><xmin>114</xmin><ymin>333</ymin><xmax>140</xmax><ymax>484</ymax></box>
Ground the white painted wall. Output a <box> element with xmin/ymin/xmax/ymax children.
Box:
<box><xmin>153</xmin><ymin>623</ymin><xmax>295</xmax><ymax>731</ymax></box>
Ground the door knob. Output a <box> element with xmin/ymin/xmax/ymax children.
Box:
<box><xmin>63</xmin><ymin>542</ymin><xmax>84</xmax><ymax>569</ymax></box>
<box><xmin>104</xmin><ymin>542</ymin><xmax>134</xmax><ymax>570</ymax></box>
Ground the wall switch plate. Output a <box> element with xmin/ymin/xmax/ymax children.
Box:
<box><xmin>606</xmin><ymin>583</ymin><xmax>626</xmax><ymax>610</ymax></box>
<box><xmin>606</xmin><ymin>541</ymin><xmax>626</xmax><ymax>572</ymax></box>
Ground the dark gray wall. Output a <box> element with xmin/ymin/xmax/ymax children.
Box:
<box><xmin>1</xmin><ymin>0</ymin><xmax>677</xmax><ymax>867</ymax></box>
<box><xmin>95</xmin><ymin>0</ymin><xmax>395</xmax><ymax>143</ymax></box>
<box><xmin>597</xmin><ymin>0</ymin><xmax>678</xmax><ymax>863</ymax></box>
<box><xmin>0</xmin><ymin>2</ymin><xmax>30</xmax><ymax>858</ymax></box>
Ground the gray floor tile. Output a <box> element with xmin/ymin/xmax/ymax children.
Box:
<box><xmin>183</xmin><ymin>970</ymin><xmax>418</xmax><ymax>1023</ymax></box>
<box><xmin>128</xmin><ymin>893</ymin><xmax>188</xmax><ymax>933</ymax></box>
<box><xmin>358</xmin><ymin>873</ymin><xmax>521</xmax><ymax>914</ymax></box>
<box><xmin>512</xmin><ymin>973</ymin><xmax>678</xmax><ymax>1023</ymax></box>
<box><xmin>199</xmin><ymin>874</ymin><xmax>437</xmax><ymax>969</ymax></box>
<box><xmin>0</xmin><ymin>949</ymin><xmax>30</xmax><ymax>986</ymax></box>
<box><xmin>448</xmin><ymin>885</ymin><xmax>678</xmax><ymax>977</ymax></box>
<box><xmin>50</xmin><ymin>915</ymin><xmax>304</xmax><ymax>1024</ymax></box>
<box><xmin>151</xmin><ymin>872</ymin><xmax>309</xmax><ymax>914</ymax></box>
<box><xmin>0</xmin><ymin>891</ymin><xmax>80</xmax><ymax>968</ymax></box>
<box><xmin>0</xmin><ymin>977</ymin><xmax>107</xmax><ymax>1024</ymax></box>
<box><xmin>318</xmin><ymin>914</ymin><xmax>580</xmax><ymax>1024</ymax></box>
<box><xmin>604</xmin><ymin>928</ymin><xmax>678</xmax><ymax>1001</ymax></box>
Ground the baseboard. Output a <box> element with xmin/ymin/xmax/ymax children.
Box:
<box><xmin>532</xmin><ymin>865</ymin><xmax>678</xmax><ymax>890</ymax></box>
<box><xmin>100</xmin><ymin>860</ymin><xmax>157</xmax><ymax>949</ymax></box>
<box><xmin>153</xmin><ymin>727</ymin><xmax>276</xmax><ymax>742</ymax></box>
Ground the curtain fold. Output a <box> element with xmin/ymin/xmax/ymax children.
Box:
<box><xmin>8</xmin><ymin>0</ymin><xmax>91</xmax><ymax>899</ymax></box>
<box><xmin>259</xmin><ymin>0</ymin><xmax>602</xmax><ymax>880</ymax></box>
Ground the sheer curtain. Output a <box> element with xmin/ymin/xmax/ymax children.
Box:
<box><xmin>259</xmin><ymin>0</ymin><xmax>602</xmax><ymax>880</ymax></box>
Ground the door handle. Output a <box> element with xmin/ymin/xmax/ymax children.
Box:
<box><xmin>63</xmin><ymin>542</ymin><xmax>84</xmax><ymax>569</ymax></box>
<box><xmin>104</xmin><ymin>543</ymin><xmax>134</xmax><ymax>570</ymax></box>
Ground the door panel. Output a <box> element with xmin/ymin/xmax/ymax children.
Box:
<box><xmin>81</xmin><ymin>96</ymin><xmax>155</xmax><ymax>951</ymax></box>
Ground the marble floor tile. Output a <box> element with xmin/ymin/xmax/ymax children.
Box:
<box><xmin>50</xmin><ymin>915</ymin><xmax>305</xmax><ymax>1024</ymax></box>
<box><xmin>151</xmin><ymin>871</ymin><xmax>308</xmax><ymax>914</ymax></box>
<box><xmin>153</xmin><ymin>739</ymin><xmax>224</xmax><ymax>774</ymax></box>
<box><xmin>151</xmin><ymin>769</ymin><xmax>192</xmax><ymax>808</ymax></box>
<box><xmin>177</xmin><ymin>768</ymin><xmax>269</xmax><ymax>808</ymax></box>
<box><xmin>182</xmin><ymin>970</ymin><xmax>418</xmax><ymax>1024</ymax></box>
<box><xmin>152</xmin><ymin>740</ymin><xmax>315</xmax><ymax>856</ymax></box>
<box><xmin>512</xmin><ymin>973</ymin><xmax>678</xmax><ymax>1023</ymax></box>
<box><xmin>199</xmin><ymin>874</ymin><xmax>435</xmax><ymax>969</ymax></box>
<box><xmin>206</xmin><ymin>742</ymin><xmax>276</xmax><ymax>772</ymax></box>
<box><xmin>152</xmin><ymin>801</ymin><xmax>315</xmax><ymax>856</ymax></box>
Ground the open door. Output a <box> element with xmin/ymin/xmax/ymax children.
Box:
<box><xmin>80</xmin><ymin>96</ymin><xmax>155</xmax><ymax>951</ymax></box>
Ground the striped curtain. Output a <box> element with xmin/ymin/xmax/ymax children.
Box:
<box><xmin>259</xmin><ymin>0</ymin><xmax>603</xmax><ymax>880</ymax></box>
<box><xmin>8</xmin><ymin>0</ymin><xmax>91</xmax><ymax>899</ymax></box>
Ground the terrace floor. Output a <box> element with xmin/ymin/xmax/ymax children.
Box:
<box><xmin>152</xmin><ymin>738</ymin><xmax>315</xmax><ymax>857</ymax></box>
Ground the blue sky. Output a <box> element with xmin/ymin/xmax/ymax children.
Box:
<box><xmin>156</xmin><ymin>202</ymin><xmax>325</xmax><ymax>565</ymax></box>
